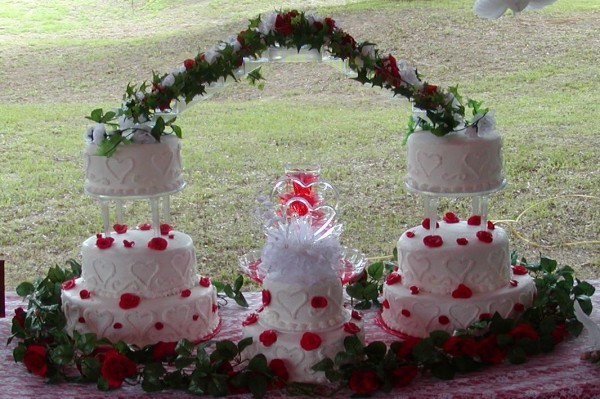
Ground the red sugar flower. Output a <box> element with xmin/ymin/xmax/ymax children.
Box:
<box><xmin>311</xmin><ymin>296</ymin><xmax>328</xmax><ymax>308</ymax></box>
<box><xmin>119</xmin><ymin>293</ymin><xmax>141</xmax><ymax>310</ymax></box>
<box><xmin>409</xmin><ymin>286</ymin><xmax>420</xmax><ymax>295</ymax></box>
<box><xmin>443</xmin><ymin>212</ymin><xmax>460</xmax><ymax>223</ymax></box>
<box><xmin>148</xmin><ymin>237</ymin><xmax>168</xmax><ymax>250</ymax></box>
<box><xmin>181</xmin><ymin>289</ymin><xmax>191</xmax><ymax>298</ymax></box>
<box><xmin>476</xmin><ymin>231</ymin><xmax>494</xmax><ymax>243</ymax></box>
<box><xmin>78</xmin><ymin>316</ymin><xmax>85</xmax><ymax>323</ymax></box>
<box><xmin>421</xmin><ymin>218</ymin><xmax>439</xmax><ymax>230</ymax></box>
<box><xmin>168</xmin><ymin>234</ymin><xmax>175</xmax><ymax>239</ymax></box>
<box><xmin>160</xmin><ymin>224</ymin><xmax>173</xmax><ymax>235</ymax></box>
<box><xmin>439</xmin><ymin>315</ymin><xmax>450</xmax><ymax>325</ymax></box>
<box><xmin>155</xmin><ymin>322</ymin><xmax>164</xmax><ymax>330</ymax></box>
<box><xmin>192</xmin><ymin>315</ymin><xmax>199</xmax><ymax>321</ymax></box>
<box><xmin>79</xmin><ymin>290</ymin><xmax>91</xmax><ymax>300</ymax></box>
<box><xmin>386</xmin><ymin>272</ymin><xmax>402</xmax><ymax>285</ymax></box>
<box><xmin>405</xmin><ymin>231</ymin><xmax>415</xmax><ymax>238</ymax></box>
<box><xmin>300</xmin><ymin>332</ymin><xmax>322</xmax><ymax>351</ymax></box>
<box><xmin>138</xmin><ymin>223</ymin><xmax>151</xmax><ymax>230</ymax></box>
<box><xmin>199</xmin><ymin>277</ymin><xmax>211</xmax><ymax>287</ymax></box>
<box><xmin>467</xmin><ymin>215</ymin><xmax>481</xmax><ymax>226</ymax></box>
<box><xmin>382</xmin><ymin>299</ymin><xmax>390</xmax><ymax>309</ymax></box>
<box><xmin>423</xmin><ymin>235</ymin><xmax>444</xmax><ymax>248</ymax></box>
<box><xmin>512</xmin><ymin>265</ymin><xmax>528</xmax><ymax>275</ymax></box>
<box><xmin>242</xmin><ymin>313</ymin><xmax>259</xmax><ymax>326</ymax></box>
<box><xmin>123</xmin><ymin>240</ymin><xmax>135</xmax><ymax>248</ymax></box>
<box><xmin>344</xmin><ymin>322</ymin><xmax>361</xmax><ymax>334</ymax></box>
<box><xmin>513</xmin><ymin>303</ymin><xmax>525</xmax><ymax>312</ymax></box>
<box><xmin>212</xmin><ymin>304</ymin><xmax>218</xmax><ymax>313</ymax></box>
<box><xmin>96</xmin><ymin>236</ymin><xmax>115</xmax><ymax>249</ymax></box>
<box><xmin>23</xmin><ymin>344</ymin><xmax>48</xmax><ymax>377</ymax></box>
<box><xmin>456</xmin><ymin>238</ymin><xmax>469</xmax><ymax>246</ymax></box>
<box><xmin>262</xmin><ymin>289</ymin><xmax>271</xmax><ymax>306</ymax></box>
<box><xmin>183</xmin><ymin>58</ymin><xmax>195</xmax><ymax>70</ymax></box>
<box><xmin>113</xmin><ymin>224</ymin><xmax>127</xmax><ymax>234</ymax></box>
<box><xmin>351</xmin><ymin>310</ymin><xmax>363</xmax><ymax>320</ymax></box>
<box><xmin>259</xmin><ymin>330</ymin><xmax>277</xmax><ymax>347</ymax></box>
<box><xmin>62</xmin><ymin>278</ymin><xmax>76</xmax><ymax>290</ymax></box>
<box><xmin>401</xmin><ymin>309</ymin><xmax>411</xmax><ymax>317</ymax></box>
<box><xmin>510</xmin><ymin>279</ymin><xmax>518</xmax><ymax>287</ymax></box>
<box><xmin>452</xmin><ymin>284</ymin><xmax>473</xmax><ymax>299</ymax></box>
<box><xmin>114</xmin><ymin>322</ymin><xmax>123</xmax><ymax>329</ymax></box>
<box><xmin>487</xmin><ymin>220</ymin><xmax>495</xmax><ymax>230</ymax></box>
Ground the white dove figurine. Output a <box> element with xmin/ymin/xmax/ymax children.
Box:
<box><xmin>473</xmin><ymin>0</ymin><xmax>557</xmax><ymax>19</ymax></box>
<box><xmin>574</xmin><ymin>299</ymin><xmax>600</xmax><ymax>361</ymax></box>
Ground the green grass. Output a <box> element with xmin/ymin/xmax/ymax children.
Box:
<box><xmin>1</xmin><ymin>0</ymin><xmax>599</xmax><ymax>288</ymax></box>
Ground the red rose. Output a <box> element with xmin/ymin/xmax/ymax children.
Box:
<box><xmin>344</xmin><ymin>322</ymin><xmax>361</xmax><ymax>334</ymax></box>
<box><xmin>138</xmin><ymin>223</ymin><xmax>151</xmax><ymax>231</ymax></box>
<box><xmin>443</xmin><ymin>336</ymin><xmax>478</xmax><ymax>357</ymax></box>
<box><xmin>351</xmin><ymin>310</ymin><xmax>363</xmax><ymax>320</ymax></box>
<box><xmin>423</xmin><ymin>84</ymin><xmax>438</xmax><ymax>94</ymax></box>
<box><xmin>100</xmin><ymin>350</ymin><xmax>137</xmax><ymax>389</ymax></box>
<box><xmin>395</xmin><ymin>336</ymin><xmax>421</xmax><ymax>359</ymax></box>
<box><xmin>242</xmin><ymin>313</ymin><xmax>259</xmax><ymax>326</ymax></box>
<box><xmin>62</xmin><ymin>278</ymin><xmax>76</xmax><ymax>290</ymax></box>
<box><xmin>509</xmin><ymin>323</ymin><xmax>539</xmax><ymax>342</ymax></box>
<box><xmin>262</xmin><ymin>289</ymin><xmax>271</xmax><ymax>306</ymax></box>
<box><xmin>467</xmin><ymin>215</ymin><xmax>481</xmax><ymax>225</ymax></box>
<box><xmin>119</xmin><ymin>293</ymin><xmax>141</xmax><ymax>310</ymax></box>
<box><xmin>155</xmin><ymin>322</ymin><xmax>164</xmax><ymax>330</ymax></box>
<box><xmin>300</xmin><ymin>332</ymin><xmax>321</xmax><ymax>351</ymax></box>
<box><xmin>199</xmin><ymin>276</ymin><xmax>211</xmax><ymax>287</ymax></box>
<box><xmin>476</xmin><ymin>231</ymin><xmax>493</xmax><ymax>243</ymax></box>
<box><xmin>79</xmin><ymin>289</ymin><xmax>91</xmax><ymax>299</ymax></box>
<box><xmin>96</xmin><ymin>236</ymin><xmax>115</xmax><ymax>249</ymax></box>
<box><xmin>113</xmin><ymin>322</ymin><xmax>123</xmax><ymax>329</ymax></box>
<box><xmin>423</xmin><ymin>235</ymin><xmax>443</xmax><ymax>248</ymax></box>
<box><xmin>386</xmin><ymin>272</ymin><xmax>402</xmax><ymax>285</ymax></box>
<box><xmin>509</xmin><ymin>279</ymin><xmax>518</xmax><ymax>287</ymax></box>
<box><xmin>443</xmin><ymin>212</ymin><xmax>460</xmax><ymax>223</ymax></box>
<box><xmin>259</xmin><ymin>330</ymin><xmax>277</xmax><ymax>347</ymax></box>
<box><xmin>23</xmin><ymin>344</ymin><xmax>48</xmax><ymax>377</ymax></box>
<box><xmin>439</xmin><ymin>315</ymin><xmax>450</xmax><ymax>325</ymax></box>
<box><xmin>181</xmin><ymin>289</ymin><xmax>191</xmax><ymax>297</ymax></box>
<box><xmin>123</xmin><ymin>240</ymin><xmax>135</xmax><ymax>248</ymax></box>
<box><xmin>552</xmin><ymin>322</ymin><xmax>568</xmax><ymax>344</ymax></box>
<box><xmin>152</xmin><ymin>341</ymin><xmax>177</xmax><ymax>361</ymax></box>
<box><xmin>487</xmin><ymin>220</ymin><xmax>495</xmax><ymax>230</ymax></box>
<box><xmin>456</xmin><ymin>238</ymin><xmax>469</xmax><ymax>246</ymax></box>
<box><xmin>268</xmin><ymin>358</ymin><xmax>289</xmax><ymax>388</ymax></box>
<box><xmin>183</xmin><ymin>58</ymin><xmax>195</xmax><ymax>70</ymax></box>
<box><xmin>113</xmin><ymin>224</ymin><xmax>127</xmax><ymax>234</ymax></box>
<box><xmin>389</xmin><ymin>364</ymin><xmax>418</xmax><ymax>388</ymax></box>
<box><xmin>410</xmin><ymin>285</ymin><xmax>420</xmax><ymax>295</ymax></box>
<box><xmin>275</xmin><ymin>14</ymin><xmax>293</xmax><ymax>36</ymax></box>
<box><xmin>477</xmin><ymin>335</ymin><xmax>506</xmax><ymax>364</ymax></box>
<box><xmin>421</xmin><ymin>218</ymin><xmax>439</xmax><ymax>230</ymax></box>
<box><xmin>160</xmin><ymin>224</ymin><xmax>173</xmax><ymax>235</ymax></box>
<box><xmin>324</xmin><ymin>17</ymin><xmax>336</xmax><ymax>34</ymax></box>
<box><xmin>13</xmin><ymin>307</ymin><xmax>26</xmax><ymax>328</ymax></box>
<box><xmin>148</xmin><ymin>237</ymin><xmax>168</xmax><ymax>250</ymax></box>
<box><xmin>512</xmin><ymin>265</ymin><xmax>528</xmax><ymax>275</ymax></box>
<box><xmin>376</xmin><ymin>54</ymin><xmax>402</xmax><ymax>86</ymax></box>
<box><xmin>452</xmin><ymin>284</ymin><xmax>473</xmax><ymax>299</ymax></box>
<box><xmin>348</xmin><ymin>369</ymin><xmax>380</xmax><ymax>394</ymax></box>
<box><xmin>311</xmin><ymin>296</ymin><xmax>328</xmax><ymax>308</ymax></box>
<box><xmin>405</xmin><ymin>231</ymin><xmax>415</xmax><ymax>238</ymax></box>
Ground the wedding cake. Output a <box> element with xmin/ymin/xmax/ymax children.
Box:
<box><xmin>61</xmin><ymin>134</ymin><xmax>220</xmax><ymax>347</ymax></box>
<box><xmin>380</xmin><ymin>127</ymin><xmax>536</xmax><ymax>338</ymax></box>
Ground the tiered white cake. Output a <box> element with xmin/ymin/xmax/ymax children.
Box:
<box><xmin>380</xmin><ymin>128</ymin><xmax>536</xmax><ymax>338</ymax></box>
<box><xmin>61</xmin><ymin>136</ymin><xmax>220</xmax><ymax>347</ymax></box>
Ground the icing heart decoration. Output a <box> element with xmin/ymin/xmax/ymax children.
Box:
<box><xmin>415</xmin><ymin>150</ymin><xmax>442</xmax><ymax>177</ymax></box>
<box><xmin>131</xmin><ymin>261</ymin><xmax>159</xmax><ymax>292</ymax></box>
<box><xmin>446</xmin><ymin>258</ymin><xmax>475</xmax><ymax>286</ymax></box>
<box><xmin>106</xmin><ymin>155</ymin><xmax>134</xmax><ymax>184</ymax></box>
<box><xmin>274</xmin><ymin>346</ymin><xmax>306</xmax><ymax>368</ymax></box>
<box><xmin>83</xmin><ymin>308</ymin><xmax>114</xmax><ymax>337</ymax></box>
<box><xmin>89</xmin><ymin>259</ymin><xmax>117</xmax><ymax>289</ymax></box>
<box><xmin>448</xmin><ymin>303</ymin><xmax>482</xmax><ymax>328</ymax></box>
<box><xmin>151</xmin><ymin>149</ymin><xmax>174</xmax><ymax>176</ymax></box>
<box><xmin>464</xmin><ymin>151</ymin><xmax>490</xmax><ymax>179</ymax></box>
<box><xmin>276</xmin><ymin>288</ymin><xmax>308</xmax><ymax>319</ymax></box>
<box><xmin>171</xmin><ymin>251</ymin><xmax>193</xmax><ymax>281</ymax></box>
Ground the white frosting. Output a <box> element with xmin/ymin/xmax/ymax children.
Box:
<box><xmin>398</xmin><ymin>222</ymin><xmax>511</xmax><ymax>294</ymax></box>
<box><xmin>242</xmin><ymin>310</ymin><xmax>364</xmax><ymax>383</ymax></box>
<box><xmin>61</xmin><ymin>276</ymin><xmax>220</xmax><ymax>348</ymax></box>
<box><xmin>260</xmin><ymin>277</ymin><xmax>346</xmax><ymax>331</ymax></box>
<box><xmin>405</xmin><ymin>130</ymin><xmax>504</xmax><ymax>193</ymax></box>
<box><xmin>80</xmin><ymin>229</ymin><xmax>196</xmax><ymax>298</ymax></box>
<box><xmin>83</xmin><ymin>135</ymin><xmax>184</xmax><ymax>197</ymax></box>
<box><xmin>381</xmin><ymin>273</ymin><xmax>536</xmax><ymax>338</ymax></box>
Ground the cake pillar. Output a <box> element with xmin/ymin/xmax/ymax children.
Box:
<box><xmin>162</xmin><ymin>196</ymin><xmax>171</xmax><ymax>224</ymax></box>
<box><xmin>115</xmin><ymin>200</ymin><xmax>124</xmax><ymax>224</ymax></box>
<box><xmin>149</xmin><ymin>197</ymin><xmax>160</xmax><ymax>236</ymax></box>
<box><xmin>100</xmin><ymin>200</ymin><xmax>111</xmax><ymax>237</ymax></box>
<box><xmin>424</xmin><ymin>195</ymin><xmax>438</xmax><ymax>232</ymax></box>
<box><xmin>472</xmin><ymin>195</ymin><xmax>489</xmax><ymax>229</ymax></box>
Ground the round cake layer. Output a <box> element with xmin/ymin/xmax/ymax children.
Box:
<box><xmin>398</xmin><ymin>221</ymin><xmax>511</xmax><ymax>294</ymax></box>
<box><xmin>260</xmin><ymin>276</ymin><xmax>346</xmax><ymax>331</ymax></box>
<box><xmin>81</xmin><ymin>229</ymin><xmax>196</xmax><ymax>298</ymax></box>
<box><xmin>241</xmin><ymin>310</ymin><xmax>364</xmax><ymax>383</ymax></box>
<box><xmin>380</xmin><ymin>273</ymin><xmax>536</xmax><ymax>338</ymax></box>
<box><xmin>61</xmin><ymin>276</ymin><xmax>220</xmax><ymax>348</ymax></box>
<box><xmin>84</xmin><ymin>135</ymin><xmax>184</xmax><ymax>197</ymax></box>
<box><xmin>405</xmin><ymin>130</ymin><xmax>504</xmax><ymax>194</ymax></box>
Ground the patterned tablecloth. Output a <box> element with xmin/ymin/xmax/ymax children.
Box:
<box><xmin>2</xmin><ymin>283</ymin><xmax>600</xmax><ymax>399</ymax></box>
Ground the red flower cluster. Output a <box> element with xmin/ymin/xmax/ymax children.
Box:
<box><xmin>405</xmin><ymin>231</ymin><xmax>415</xmax><ymax>238</ymax></box>
<box><xmin>300</xmin><ymin>332</ymin><xmax>321</xmax><ymax>351</ymax></box>
<box><xmin>274</xmin><ymin>10</ymin><xmax>298</xmax><ymax>36</ymax></box>
<box><xmin>389</xmin><ymin>365</ymin><xmax>419</xmax><ymax>388</ymax></box>
<box><xmin>268</xmin><ymin>358</ymin><xmax>289</xmax><ymax>389</ymax></box>
<box><xmin>152</xmin><ymin>341</ymin><xmax>177</xmax><ymax>361</ymax></box>
<box><xmin>138</xmin><ymin>223</ymin><xmax>151</xmax><ymax>231</ymax></box>
<box><xmin>123</xmin><ymin>240</ymin><xmax>135</xmax><ymax>248</ymax></box>
<box><xmin>100</xmin><ymin>350</ymin><xmax>137</xmax><ymax>389</ymax></box>
<box><xmin>456</xmin><ymin>238</ymin><xmax>469</xmax><ymax>246</ymax></box>
<box><xmin>512</xmin><ymin>265</ymin><xmax>528</xmax><ymax>275</ymax></box>
<box><xmin>62</xmin><ymin>277</ymin><xmax>76</xmax><ymax>290</ymax></box>
<box><xmin>376</xmin><ymin>54</ymin><xmax>402</xmax><ymax>87</ymax></box>
<box><xmin>199</xmin><ymin>276</ymin><xmax>211</xmax><ymax>287</ymax></box>
<box><xmin>160</xmin><ymin>224</ymin><xmax>173</xmax><ymax>235</ymax></box>
<box><xmin>13</xmin><ymin>307</ymin><xmax>26</xmax><ymax>328</ymax></box>
<box><xmin>476</xmin><ymin>230</ymin><xmax>494</xmax><ymax>243</ymax></box>
<box><xmin>421</xmin><ymin>218</ymin><xmax>439</xmax><ymax>230</ymax></box>
<box><xmin>467</xmin><ymin>215</ymin><xmax>481</xmax><ymax>226</ymax></box>
<box><xmin>79</xmin><ymin>290</ymin><xmax>91</xmax><ymax>299</ymax></box>
<box><xmin>119</xmin><ymin>293</ymin><xmax>141</xmax><ymax>310</ymax></box>
<box><xmin>443</xmin><ymin>335</ymin><xmax>478</xmax><ymax>357</ymax></box>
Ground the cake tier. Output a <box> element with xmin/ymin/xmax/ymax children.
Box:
<box><xmin>84</xmin><ymin>135</ymin><xmax>184</xmax><ymax>197</ymax></box>
<box><xmin>260</xmin><ymin>276</ymin><xmax>346</xmax><ymax>331</ymax></box>
<box><xmin>380</xmin><ymin>273</ymin><xmax>536</xmax><ymax>338</ymax></box>
<box><xmin>406</xmin><ymin>130</ymin><xmax>504</xmax><ymax>194</ymax></box>
<box><xmin>81</xmin><ymin>229</ymin><xmax>196</xmax><ymax>298</ymax></box>
<box><xmin>61</xmin><ymin>276</ymin><xmax>220</xmax><ymax>348</ymax></box>
<box><xmin>398</xmin><ymin>221</ymin><xmax>511</xmax><ymax>294</ymax></box>
<box><xmin>241</xmin><ymin>309</ymin><xmax>364</xmax><ymax>383</ymax></box>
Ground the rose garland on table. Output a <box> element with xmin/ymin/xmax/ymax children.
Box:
<box><xmin>88</xmin><ymin>9</ymin><xmax>490</xmax><ymax>156</ymax></box>
<box><xmin>7</xmin><ymin>253</ymin><xmax>596</xmax><ymax>397</ymax></box>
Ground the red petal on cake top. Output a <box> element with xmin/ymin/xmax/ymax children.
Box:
<box><xmin>476</xmin><ymin>231</ymin><xmax>493</xmax><ymax>243</ymax></box>
<box><xmin>123</xmin><ymin>240</ymin><xmax>135</xmax><ymax>248</ymax></box>
<box><xmin>405</xmin><ymin>231</ymin><xmax>416</xmax><ymax>238</ymax></box>
<box><xmin>96</xmin><ymin>236</ymin><xmax>115</xmax><ymax>249</ymax></box>
<box><xmin>148</xmin><ymin>237</ymin><xmax>168</xmax><ymax>250</ymax></box>
<box><xmin>242</xmin><ymin>313</ymin><xmax>259</xmax><ymax>326</ymax></box>
<box><xmin>199</xmin><ymin>277</ymin><xmax>211</xmax><ymax>287</ymax></box>
<box><xmin>438</xmin><ymin>315</ymin><xmax>450</xmax><ymax>325</ymax></box>
<box><xmin>443</xmin><ymin>212</ymin><xmax>460</xmax><ymax>223</ymax></box>
<box><xmin>451</xmin><ymin>284</ymin><xmax>473</xmax><ymax>299</ymax></box>
<box><xmin>181</xmin><ymin>289</ymin><xmax>191</xmax><ymax>298</ymax></box>
<box><xmin>467</xmin><ymin>215</ymin><xmax>481</xmax><ymax>226</ymax></box>
<box><xmin>62</xmin><ymin>278</ymin><xmax>76</xmax><ymax>290</ymax></box>
<box><xmin>421</xmin><ymin>218</ymin><xmax>439</xmax><ymax>230</ymax></box>
<box><xmin>259</xmin><ymin>330</ymin><xmax>277</xmax><ymax>346</ymax></box>
<box><xmin>311</xmin><ymin>296</ymin><xmax>328</xmax><ymax>308</ymax></box>
<box><xmin>113</xmin><ymin>224</ymin><xmax>128</xmax><ymax>234</ymax></box>
<box><xmin>138</xmin><ymin>223</ymin><xmax>152</xmax><ymax>231</ymax></box>
<box><xmin>79</xmin><ymin>290</ymin><xmax>91</xmax><ymax>299</ymax></box>
<box><xmin>262</xmin><ymin>289</ymin><xmax>271</xmax><ymax>306</ymax></box>
<box><xmin>300</xmin><ymin>332</ymin><xmax>322</xmax><ymax>351</ymax></box>
<box><xmin>401</xmin><ymin>309</ymin><xmax>411</xmax><ymax>317</ymax></box>
<box><xmin>160</xmin><ymin>224</ymin><xmax>173</xmax><ymax>235</ymax></box>
<box><xmin>386</xmin><ymin>272</ymin><xmax>402</xmax><ymax>285</ymax></box>
<box><xmin>409</xmin><ymin>285</ymin><xmax>420</xmax><ymax>295</ymax></box>
<box><xmin>423</xmin><ymin>235</ymin><xmax>444</xmax><ymax>248</ymax></box>
<box><xmin>456</xmin><ymin>238</ymin><xmax>469</xmax><ymax>246</ymax></box>
<box><xmin>487</xmin><ymin>220</ymin><xmax>495</xmax><ymax>230</ymax></box>
<box><xmin>119</xmin><ymin>293</ymin><xmax>141</xmax><ymax>310</ymax></box>
<box><xmin>351</xmin><ymin>310</ymin><xmax>363</xmax><ymax>320</ymax></box>
<box><xmin>512</xmin><ymin>265</ymin><xmax>528</xmax><ymax>275</ymax></box>
<box><xmin>343</xmin><ymin>322</ymin><xmax>361</xmax><ymax>334</ymax></box>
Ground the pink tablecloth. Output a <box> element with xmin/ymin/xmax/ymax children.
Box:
<box><xmin>2</xmin><ymin>283</ymin><xmax>600</xmax><ymax>399</ymax></box>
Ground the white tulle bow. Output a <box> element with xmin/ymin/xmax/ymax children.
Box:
<box><xmin>473</xmin><ymin>0</ymin><xmax>557</xmax><ymax>19</ymax></box>
<box><xmin>574</xmin><ymin>300</ymin><xmax>600</xmax><ymax>361</ymax></box>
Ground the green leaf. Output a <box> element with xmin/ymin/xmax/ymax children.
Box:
<box><xmin>247</xmin><ymin>354</ymin><xmax>269</xmax><ymax>373</ymax></box>
<box><xmin>16</xmin><ymin>282</ymin><xmax>35</xmax><ymax>297</ymax></box>
<box><xmin>50</xmin><ymin>344</ymin><xmax>74</xmax><ymax>365</ymax></box>
<box><xmin>151</xmin><ymin>117</ymin><xmax>166</xmax><ymax>141</ymax></box>
<box><xmin>223</xmin><ymin>284</ymin><xmax>235</xmax><ymax>298</ymax></box>
<box><xmin>540</xmin><ymin>257</ymin><xmax>558</xmax><ymax>273</ymax></box>
<box><xmin>248</xmin><ymin>374</ymin><xmax>268</xmax><ymax>399</ymax></box>
<box><xmin>237</xmin><ymin>337</ymin><xmax>253</xmax><ymax>353</ymax></box>
<box><xmin>174</xmin><ymin>355</ymin><xmax>195</xmax><ymax>369</ymax></box>
<box><xmin>343</xmin><ymin>335</ymin><xmax>364</xmax><ymax>356</ymax></box>
<box><xmin>311</xmin><ymin>357</ymin><xmax>334</xmax><ymax>372</ymax></box>
<box><xmin>79</xmin><ymin>357</ymin><xmax>101</xmax><ymax>381</ymax></box>
<box><xmin>345</xmin><ymin>283</ymin><xmax>364</xmax><ymax>299</ymax></box>
<box><xmin>431</xmin><ymin>360</ymin><xmax>455</xmax><ymax>380</ymax></box>
<box><xmin>215</xmin><ymin>340</ymin><xmax>238</xmax><ymax>361</ymax></box>
<box><xmin>365</xmin><ymin>341</ymin><xmax>387</xmax><ymax>361</ymax></box>
<box><xmin>429</xmin><ymin>330</ymin><xmax>451</xmax><ymax>347</ymax></box>
<box><xmin>234</xmin><ymin>291</ymin><xmax>249</xmax><ymax>308</ymax></box>
<box><xmin>13</xmin><ymin>343</ymin><xmax>26</xmax><ymax>362</ymax></box>
<box><xmin>212</xmin><ymin>281</ymin><xmax>225</xmax><ymax>292</ymax></box>
<box><xmin>507</xmin><ymin>346</ymin><xmax>527</xmax><ymax>364</ymax></box>
<box><xmin>102</xmin><ymin>111</ymin><xmax>116</xmax><ymax>123</ymax></box>
<box><xmin>233</xmin><ymin>275</ymin><xmax>244</xmax><ymax>292</ymax></box>
<box><xmin>171</xmin><ymin>124</ymin><xmax>182</xmax><ymax>138</ymax></box>
<box><xmin>88</xmin><ymin>108</ymin><xmax>103</xmax><ymax>123</ymax></box>
<box><xmin>367</xmin><ymin>261</ymin><xmax>384</xmax><ymax>280</ymax></box>
<box><xmin>362</xmin><ymin>283</ymin><xmax>379</xmax><ymax>301</ymax></box>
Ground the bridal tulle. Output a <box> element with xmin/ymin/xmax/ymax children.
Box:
<box><xmin>473</xmin><ymin>0</ymin><xmax>558</xmax><ymax>19</ymax></box>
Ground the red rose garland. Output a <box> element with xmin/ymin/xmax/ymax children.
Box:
<box><xmin>23</xmin><ymin>344</ymin><xmax>48</xmax><ymax>377</ymax></box>
<box><xmin>348</xmin><ymin>369</ymin><xmax>381</xmax><ymax>395</ymax></box>
<box><xmin>100</xmin><ymin>350</ymin><xmax>138</xmax><ymax>389</ymax></box>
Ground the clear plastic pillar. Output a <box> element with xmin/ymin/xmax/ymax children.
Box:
<box><xmin>424</xmin><ymin>195</ymin><xmax>439</xmax><ymax>232</ymax></box>
<box><xmin>100</xmin><ymin>199</ymin><xmax>111</xmax><ymax>237</ymax></box>
<box><xmin>150</xmin><ymin>197</ymin><xmax>160</xmax><ymax>236</ymax></box>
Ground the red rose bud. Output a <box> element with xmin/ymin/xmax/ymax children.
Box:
<box><xmin>119</xmin><ymin>293</ymin><xmax>141</xmax><ymax>310</ymax></box>
<box><xmin>452</xmin><ymin>284</ymin><xmax>473</xmax><ymax>299</ymax></box>
<box><xmin>401</xmin><ymin>309</ymin><xmax>411</xmax><ymax>317</ymax></box>
<box><xmin>476</xmin><ymin>230</ymin><xmax>494</xmax><ymax>243</ymax></box>
<box><xmin>262</xmin><ymin>289</ymin><xmax>271</xmax><ymax>306</ymax></box>
<box><xmin>467</xmin><ymin>215</ymin><xmax>482</xmax><ymax>225</ymax></box>
<box><xmin>192</xmin><ymin>314</ymin><xmax>199</xmax><ymax>321</ymax></box>
<box><xmin>96</xmin><ymin>236</ymin><xmax>115</xmax><ymax>249</ymax></box>
<box><xmin>199</xmin><ymin>277</ymin><xmax>211</xmax><ymax>287</ymax></box>
<box><xmin>479</xmin><ymin>313</ymin><xmax>492</xmax><ymax>320</ymax></box>
<box><xmin>152</xmin><ymin>341</ymin><xmax>177</xmax><ymax>361</ymax></box>
<box><xmin>259</xmin><ymin>329</ymin><xmax>277</xmax><ymax>346</ymax></box>
<box><xmin>268</xmin><ymin>358</ymin><xmax>289</xmax><ymax>385</ymax></box>
<box><xmin>487</xmin><ymin>220</ymin><xmax>495</xmax><ymax>230</ymax></box>
<box><xmin>242</xmin><ymin>313</ymin><xmax>259</xmax><ymax>326</ymax></box>
<box><xmin>62</xmin><ymin>278</ymin><xmax>76</xmax><ymax>290</ymax></box>
<box><xmin>113</xmin><ymin>224</ymin><xmax>127</xmax><ymax>234</ymax></box>
<box><xmin>510</xmin><ymin>279</ymin><xmax>519</xmax><ymax>287</ymax></box>
<box><xmin>181</xmin><ymin>289</ymin><xmax>191</xmax><ymax>297</ymax></box>
<box><xmin>344</xmin><ymin>322</ymin><xmax>361</xmax><ymax>334</ymax></box>
<box><xmin>439</xmin><ymin>315</ymin><xmax>450</xmax><ymax>325</ymax></box>
<box><xmin>114</xmin><ymin>322</ymin><xmax>123</xmax><ymax>329</ymax></box>
<box><xmin>212</xmin><ymin>304</ymin><xmax>218</xmax><ymax>313</ymax></box>
<box><xmin>79</xmin><ymin>290</ymin><xmax>91</xmax><ymax>299</ymax></box>
<box><xmin>443</xmin><ymin>212</ymin><xmax>460</xmax><ymax>223</ymax></box>
<box><xmin>311</xmin><ymin>296</ymin><xmax>328</xmax><ymax>308</ymax></box>
<box><xmin>351</xmin><ymin>310</ymin><xmax>363</xmax><ymax>320</ymax></box>
<box><xmin>443</xmin><ymin>336</ymin><xmax>478</xmax><ymax>357</ymax></box>
<box><xmin>160</xmin><ymin>224</ymin><xmax>173</xmax><ymax>235</ymax></box>
<box><xmin>423</xmin><ymin>235</ymin><xmax>444</xmax><ymax>248</ymax></box>
<box><xmin>386</xmin><ymin>272</ymin><xmax>402</xmax><ymax>285</ymax></box>
<box><xmin>405</xmin><ymin>231</ymin><xmax>415</xmax><ymax>238</ymax></box>
<box><xmin>300</xmin><ymin>332</ymin><xmax>322</xmax><ymax>351</ymax></box>
<box><xmin>390</xmin><ymin>365</ymin><xmax>419</xmax><ymax>389</ymax></box>
<box><xmin>123</xmin><ymin>240</ymin><xmax>135</xmax><ymax>248</ymax></box>
<box><xmin>78</xmin><ymin>317</ymin><xmax>85</xmax><ymax>323</ymax></box>
<box><xmin>456</xmin><ymin>238</ymin><xmax>469</xmax><ymax>246</ymax></box>
<box><xmin>512</xmin><ymin>265</ymin><xmax>528</xmax><ymax>275</ymax></box>
<box><xmin>148</xmin><ymin>237</ymin><xmax>168</xmax><ymax>250</ymax></box>
<box><xmin>183</xmin><ymin>58</ymin><xmax>195</xmax><ymax>70</ymax></box>
<box><xmin>509</xmin><ymin>323</ymin><xmax>539</xmax><ymax>341</ymax></box>
<box><xmin>13</xmin><ymin>307</ymin><xmax>26</xmax><ymax>328</ymax></box>
<box><xmin>155</xmin><ymin>322</ymin><xmax>164</xmax><ymax>330</ymax></box>
<box><xmin>23</xmin><ymin>344</ymin><xmax>48</xmax><ymax>377</ymax></box>
<box><xmin>421</xmin><ymin>218</ymin><xmax>439</xmax><ymax>230</ymax></box>
<box><xmin>409</xmin><ymin>285</ymin><xmax>420</xmax><ymax>295</ymax></box>
<box><xmin>138</xmin><ymin>223</ymin><xmax>152</xmax><ymax>230</ymax></box>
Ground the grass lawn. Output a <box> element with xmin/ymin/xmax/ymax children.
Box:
<box><xmin>0</xmin><ymin>0</ymin><xmax>598</xmax><ymax>289</ymax></box>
